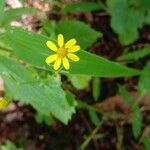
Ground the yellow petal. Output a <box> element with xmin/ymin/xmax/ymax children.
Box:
<box><xmin>63</xmin><ymin>57</ymin><xmax>70</xmax><ymax>70</ymax></box>
<box><xmin>54</xmin><ymin>58</ymin><xmax>62</xmax><ymax>70</ymax></box>
<box><xmin>67</xmin><ymin>45</ymin><xmax>80</xmax><ymax>53</ymax></box>
<box><xmin>67</xmin><ymin>53</ymin><xmax>80</xmax><ymax>62</ymax></box>
<box><xmin>57</xmin><ymin>34</ymin><xmax>64</xmax><ymax>47</ymax></box>
<box><xmin>45</xmin><ymin>54</ymin><xmax>57</xmax><ymax>64</ymax></box>
<box><xmin>46</xmin><ymin>41</ymin><xmax>58</xmax><ymax>52</ymax></box>
<box><xmin>65</xmin><ymin>39</ymin><xmax>76</xmax><ymax>48</ymax></box>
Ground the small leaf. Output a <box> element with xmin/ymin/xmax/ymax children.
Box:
<box><xmin>88</xmin><ymin>110</ymin><xmax>101</xmax><ymax>126</ymax></box>
<box><xmin>92</xmin><ymin>77</ymin><xmax>100</xmax><ymax>101</ymax></box>
<box><xmin>143</xmin><ymin>138</ymin><xmax>150</xmax><ymax>150</ymax></box>
<box><xmin>35</xmin><ymin>112</ymin><xmax>53</xmax><ymax>126</ymax></box>
<box><xmin>138</xmin><ymin>63</ymin><xmax>150</xmax><ymax>95</ymax></box>
<box><xmin>63</xmin><ymin>2</ymin><xmax>105</xmax><ymax>13</ymax></box>
<box><xmin>117</xmin><ymin>47</ymin><xmax>150</xmax><ymax>61</ymax></box>
<box><xmin>132</xmin><ymin>106</ymin><xmax>142</xmax><ymax>138</ymax></box>
<box><xmin>118</xmin><ymin>85</ymin><xmax>134</xmax><ymax>105</ymax></box>
<box><xmin>69</xmin><ymin>75</ymin><xmax>91</xmax><ymax>90</ymax></box>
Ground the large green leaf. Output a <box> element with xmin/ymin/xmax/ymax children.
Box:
<box><xmin>63</xmin><ymin>2</ymin><xmax>105</xmax><ymax>13</ymax></box>
<box><xmin>0</xmin><ymin>56</ymin><xmax>76</xmax><ymax>124</ymax></box>
<box><xmin>5</xmin><ymin>27</ymin><xmax>139</xmax><ymax>77</ymax></box>
<box><xmin>55</xmin><ymin>20</ymin><xmax>102</xmax><ymax>49</ymax></box>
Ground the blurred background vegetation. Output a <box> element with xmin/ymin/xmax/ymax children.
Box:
<box><xmin>0</xmin><ymin>0</ymin><xmax>150</xmax><ymax>150</ymax></box>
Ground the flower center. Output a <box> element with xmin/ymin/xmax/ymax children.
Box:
<box><xmin>57</xmin><ymin>47</ymin><xmax>67</xmax><ymax>58</ymax></box>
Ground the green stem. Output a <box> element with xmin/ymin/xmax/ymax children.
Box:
<box><xmin>79</xmin><ymin>120</ymin><xmax>103</xmax><ymax>150</ymax></box>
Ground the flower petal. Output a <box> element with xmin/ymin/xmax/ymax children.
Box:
<box><xmin>54</xmin><ymin>58</ymin><xmax>62</xmax><ymax>70</ymax></box>
<box><xmin>67</xmin><ymin>53</ymin><xmax>80</xmax><ymax>62</ymax></box>
<box><xmin>45</xmin><ymin>54</ymin><xmax>57</xmax><ymax>64</ymax></box>
<box><xmin>63</xmin><ymin>57</ymin><xmax>70</xmax><ymax>70</ymax></box>
<box><xmin>57</xmin><ymin>34</ymin><xmax>64</xmax><ymax>47</ymax></box>
<box><xmin>67</xmin><ymin>45</ymin><xmax>80</xmax><ymax>53</ymax></box>
<box><xmin>46</xmin><ymin>41</ymin><xmax>58</xmax><ymax>52</ymax></box>
<box><xmin>65</xmin><ymin>39</ymin><xmax>76</xmax><ymax>48</ymax></box>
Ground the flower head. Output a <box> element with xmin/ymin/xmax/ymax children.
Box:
<box><xmin>45</xmin><ymin>34</ymin><xmax>80</xmax><ymax>70</ymax></box>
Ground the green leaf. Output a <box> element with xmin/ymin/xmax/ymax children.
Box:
<box><xmin>107</xmin><ymin>0</ymin><xmax>145</xmax><ymax>45</ymax></box>
<box><xmin>0</xmin><ymin>140</ymin><xmax>24</xmax><ymax>150</ymax></box>
<box><xmin>0</xmin><ymin>0</ymin><xmax>5</xmax><ymax>23</ymax></box>
<box><xmin>69</xmin><ymin>50</ymin><xmax>139</xmax><ymax>77</ymax></box>
<box><xmin>35</xmin><ymin>112</ymin><xmax>53</xmax><ymax>126</ymax></box>
<box><xmin>5</xmin><ymin>27</ymin><xmax>139</xmax><ymax>77</ymax></box>
<box><xmin>55</xmin><ymin>20</ymin><xmax>102</xmax><ymax>49</ymax></box>
<box><xmin>138</xmin><ymin>63</ymin><xmax>150</xmax><ymax>95</ymax></box>
<box><xmin>92</xmin><ymin>77</ymin><xmax>100</xmax><ymax>101</ymax></box>
<box><xmin>88</xmin><ymin>110</ymin><xmax>101</xmax><ymax>126</ymax></box>
<box><xmin>118</xmin><ymin>85</ymin><xmax>143</xmax><ymax>138</ymax></box>
<box><xmin>117</xmin><ymin>47</ymin><xmax>150</xmax><ymax>61</ymax></box>
<box><xmin>145</xmin><ymin>10</ymin><xmax>150</xmax><ymax>24</ymax></box>
<box><xmin>63</xmin><ymin>2</ymin><xmax>105</xmax><ymax>13</ymax></box>
<box><xmin>143</xmin><ymin>138</ymin><xmax>150</xmax><ymax>150</ymax></box>
<box><xmin>41</xmin><ymin>20</ymin><xmax>56</xmax><ymax>37</ymax></box>
<box><xmin>69</xmin><ymin>75</ymin><xmax>91</xmax><ymax>90</ymax></box>
<box><xmin>118</xmin><ymin>85</ymin><xmax>134</xmax><ymax>105</ymax></box>
<box><xmin>0</xmin><ymin>56</ymin><xmax>76</xmax><ymax>124</ymax></box>
<box><xmin>132</xmin><ymin>106</ymin><xmax>142</xmax><ymax>138</ymax></box>
<box><xmin>2</xmin><ymin>7</ymin><xmax>37</xmax><ymax>25</ymax></box>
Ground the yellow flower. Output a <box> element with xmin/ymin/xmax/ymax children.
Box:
<box><xmin>0</xmin><ymin>97</ymin><xmax>10</xmax><ymax>110</ymax></box>
<box><xmin>45</xmin><ymin>34</ymin><xmax>80</xmax><ymax>70</ymax></box>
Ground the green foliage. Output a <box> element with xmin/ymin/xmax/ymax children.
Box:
<box><xmin>63</xmin><ymin>2</ymin><xmax>105</xmax><ymax>13</ymax></box>
<box><xmin>4</xmin><ymin>27</ymin><xmax>139</xmax><ymax>77</ymax></box>
<box><xmin>0</xmin><ymin>0</ymin><xmax>5</xmax><ymax>23</ymax></box>
<box><xmin>117</xmin><ymin>47</ymin><xmax>150</xmax><ymax>61</ymax></box>
<box><xmin>118</xmin><ymin>85</ymin><xmax>142</xmax><ymax>138</ymax></box>
<box><xmin>92</xmin><ymin>77</ymin><xmax>100</xmax><ymax>101</ymax></box>
<box><xmin>132</xmin><ymin>108</ymin><xmax>142</xmax><ymax>139</ymax></box>
<box><xmin>132</xmin><ymin>106</ymin><xmax>142</xmax><ymax>138</ymax></box>
<box><xmin>88</xmin><ymin>110</ymin><xmax>101</xmax><ymax>126</ymax></box>
<box><xmin>0</xmin><ymin>140</ymin><xmax>24</xmax><ymax>150</ymax></box>
<box><xmin>3</xmin><ymin>8</ymin><xmax>37</xmax><ymax>25</ymax></box>
<box><xmin>138</xmin><ymin>63</ymin><xmax>150</xmax><ymax>95</ymax></box>
<box><xmin>35</xmin><ymin>112</ymin><xmax>53</xmax><ymax>126</ymax></box>
<box><xmin>107</xmin><ymin>0</ymin><xmax>150</xmax><ymax>45</ymax></box>
<box><xmin>0</xmin><ymin>56</ymin><xmax>76</xmax><ymax>124</ymax></box>
<box><xmin>118</xmin><ymin>85</ymin><xmax>134</xmax><ymax>105</ymax></box>
<box><xmin>69</xmin><ymin>75</ymin><xmax>91</xmax><ymax>90</ymax></box>
<box><xmin>55</xmin><ymin>20</ymin><xmax>102</xmax><ymax>49</ymax></box>
<box><xmin>143</xmin><ymin>138</ymin><xmax>150</xmax><ymax>150</ymax></box>
<box><xmin>0</xmin><ymin>0</ymin><xmax>36</xmax><ymax>27</ymax></box>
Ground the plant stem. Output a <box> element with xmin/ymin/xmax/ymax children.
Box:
<box><xmin>80</xmin><ymin>120</ymin><xmax>103</xmax><ymax>150</ymax></box>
